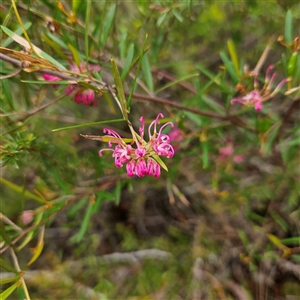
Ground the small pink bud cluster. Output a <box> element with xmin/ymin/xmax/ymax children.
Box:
<box><xmin>231</xmin><ymin>65</ymin><xmax>288</xmax><ymax>111</ymax></box>
<box><xmin>43</xmin><ymin>62</ymin><xmax>100</xmax><ymax>107</ymax></box>
<box><xmin>99</xmin><ymin>113</ymin><xmax>175</xmax><ymax>178</ymax></box>
<box><xmin>219</xmin><ymin>140</ymin><xmax>244</xmax><ymax>164</ymax></box>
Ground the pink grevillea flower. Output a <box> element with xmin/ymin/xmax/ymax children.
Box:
<box><xmin>219</xmin><ymin>140</ymin><xmax>244</xmax><ymax>164</ymax></box>
<box><xmin>219</xmin><ymin>145</ymin><xmax>234</xmax><ymax>160</ymax></box>
<box><xmin>99</xmin><ymin>113</ymin><xmax>174</xmax><ymax>178</ymax></box>
<box><xmin>43</xmin><ymin>62</ymin><xmax>100</xmax><ymax>107</ymax></box>
<box><xmin>231</xmin><ymin>65</ymin><xmax>288</xmax><ymax>111</ymax></box>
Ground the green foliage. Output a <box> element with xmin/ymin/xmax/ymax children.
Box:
<box><xmin>0</xmin><ymin>1</ymin><xmax>299</xmax><ymax>299</ymax></box>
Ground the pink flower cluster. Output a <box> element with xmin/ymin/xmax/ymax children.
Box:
<box><xmin>43</xmin><ymin>62</ymin><xmax>100</xmax><ymax>106</ymax></box>
<box><xmin>219</xmin><ymin>145</ymin><xmax>244</xmax><ymax>163</ymax></box>
<box><xmin>219</xmin><ymin>138</ymin><xmax>244</xmax><ymax>164</ymax></box>
<box><xmin>99</xmin><ymin>113</ymin><xmax>175</xmax><ymax>178</ymax></box>
<box><xmin>231</xmin><ymin>65</ymin><xmax>287</xmax><ymax>111</ymax></box>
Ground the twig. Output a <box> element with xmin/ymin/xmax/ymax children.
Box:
<box><xmin>224</xmin><ymin>280</ymin><xmax>250</xmax><ymax>300</ymax></box>
<box><xmin>0</xmin><ymin>68</ymin><xmax>21</xmax><ymax>79</ymax></box>
<box><xmin>10</xmin><ymin>248</ymin><xmax>31</xmax><ymax>300</ymax></box>
<box><xmin>278</xmin><ymin>258</ymin><xmax>300</xmax><ymax>280</ymax></box>
<box><xmin>192</xmin><ymin>257</ymin><xmax>205</xmax><ymax>300</ymax></box>
<box><xmin>252</xmin><ymin>40</ymin><xmax>274</xmax><ymax>75</ymax></box>
<box><xmin>65</xmin><ymin>249</ymin><xmax>173</xmax><ymax>268</ymax></box>
<box><xmin>0</xmin><ymin>212</ymin><xmax>22</xmax><ymax>232</ymax></box>
<box><xmin>1</xmin><ymin>52</ymin><xmax>255</xmax><ymax>132</ymax></box>
<box><xmin>129</xmin><ymin>92</ymin><xmax>227</xmax><ymax>119</ymax></box>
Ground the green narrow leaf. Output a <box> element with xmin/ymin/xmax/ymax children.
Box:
<box><xmin>115</xmin><ymin>181</ymin><xmax>122</xmax><ymax>205</ymax></box>
<box><xmin>260</xmin><ymin>122</ymin><xmax>281</xmax><ymax>156</ymax></box>
<box><xmin>0</xmin><ymin>221</ymin><xmax>12</xmax><ymax>248</ymax></box>
<box><xmin>103</xmin><ymin>90</ymin><xmax>117</xmax><ymax>114</ymax></box>
<box><xmin>0</xmin><ymin>26</ymin><xmax>66</xmax><ymax>70</ymax></box>
<box><xmin>0</xmin><ymin>258</ymin><xmax>18</xmax><ymax>273</ymax></box>
<box><xmin>19</xmin><ymin>72</ymin><xmax>31</xmax><ymax>108</ymax></box>
<box><xmin>153</xmin><ymin>154</ymin><xmax>168</xmax><ymax>172</ymax></box>
<box><xmin>2</xmin><ymin>79</ymin><xmax>14</xmax><ymax>110</ymax></box>
<box><xmin>157</xmin><ymin>12</ymin><xmax>168</xmax><ymax>27</ymax></box>
<box><xmin>155</xmin><ymin>72</ymin><xmax>199</xmax><ymax>94</ymax></box>
<box><xmin>285</xmin><ymin>10</ymin><xmax>293</xmax><ymax>44</ymax></box>
<box><xmin>269</xmin><ymin>212</ymin><xmax>289</xmax><ymax>232</ymax></box>
<box><xmin>2</xmin><ymin>22</ymin><xmax>32</xmax><ymax>48</ymax></box>
<box><xmin>70</xmin><ymin>200</ymin><xmax>94</xmax><ymax>243</ymax></box>
<box><xmin>220</xmin><ymin>51</ymin><xmax>239</xmax><ymax>84</ymax></box>
<box><xmin>0</xmin><ymin>275</ymin><xmax>20</xmax><ymax>285</ymax></box>
<box><xmin>68</xmin><ymin>197</ymin><xmax>87</xmax><ymax>217</ymax></box>
<box><xmin>85</xmin><ymin>0</ymin><xmax>91</xmax><ymax>67</ymax></box>
<box><xmin>142</xmin><ymin>53</ymin><xmax>154</xmax><ymax>93</ymax></box>
<box><xmin>238</xmin><ymin>229</ymin><xmax>250</xmax><ymax>250</ymax></box>
<box><xmin>16</xmin><ymin>231</ymin><xmax>35</xmax><ymax>252</ymax></box>
<box><xmin>81</xmin><ymin>134</ymin><xmax>133</xmax><ymax>144</ymax></box>
<box><xmin>0</xmin><ymin>4</ymin><xmax>13</xmax><ymax>43</ymax></box>
<box><xmin>0</xmin><ymin>281</ymin><xmax>20</xmax><ymax>300</ymax></box>
<box><xmin>101</xmin><ymin>4</ymin><xmax>116</xmax><ymax>47</ymax></box>
<box><xmin>267</xmin><ymin>234</ymin><xmax>288</xmax><ymax>249</ymax></box>
<box><xmin>16</xmin><ymin>212</ymin><xmax>43</xmax><ymax>252</ymax></box>
<box><xmin>28</xmin><ymin>241</ymin><xmax>44</xmax><ymax>266</ymax></box>
<box><xmin>11</xmin><ymin>0</ymin><xmax>34</xmax><ymax>51</ymax></box>
<box><xmin>287</xmin><ymin>51</ymin><xmax>298</xmax><ymax>77</ymax></box>
<box><xmin>93</xmin><ymin>193</ymin><xmax>105</xmax><ymax>213</ymax></box>
<box><xmin>111</xmin><ymin>58</ymin><xmax>128</xmax><ymax>120</ymax></box>
<box><xmin>127</xmin><ymin>34</ymin><xmax>148</xmax><ymax>110</ymax></box>
<box><xmin>72</xmin><ymin>0</ymin><xmax>82</xmax><ymax>14</ymax></box>
<box><xmin>42</xmin><ymin>34</ymin><xmax>67</xmax><ymax>59</ymax></box>
<box><xmin>0</xmin><ymin>177</ymin><xmax>47</xmax><ymax>204</ymax></box>
<box><xmin>196</xmin><ymin>64</ymin><xmax>230</xmax><ymax>93</ymax></box>
<box><xmin>227</xmin><ymin>39</ymin><xmax>240</xmax><ymax>77</ymax></box>
<box><xmin>45</xmin><ymin>32</ymin><xmax>68</xmax><ymax>49</ymax></box>
<box><xmin>201</xmin><ymin>95</ymin><xmax>224</xmax><ymax>114</ymax></box>
<box><xmin>291</xmin><ymin>255</ymin><xmax>300</xmax><ymax>263</ymax></box>
<box><xmin>121</xmin><ymin>44</ymin><xmax>135</xmax><ymax>80</ymax></box>
<box><xmin>21</xmin><ymin>80</ymin><xmax>71</xmax><ymax>85</ymax></box>
<box><xmin>172</xmin><ymin>8</ymin><xmax>183</xmax><ymax>22</ymax></box>
<box><xmin>201</xmin><ymin>140</ymin><xmax>209</xmax><ymax>169</ymax></box>
<box><xmin>280</xmin><ymin>236</ymin><xmax>300</xmax><ymax>246</ymax></box>
<box><xmin>118</xmin><ymin>29</ymin><xmax>128</xmax><ymax>60</ymax></box>
<box><xmin>68</xmin><ymin>43</ymin><xmax>81</xmax><ymax>68</ymax></box>
<box><xmin>52</xmin><ymin>118</ymin><xmax>124</xmax><ymax>132</ymax></box>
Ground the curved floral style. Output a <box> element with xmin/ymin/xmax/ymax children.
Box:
<box><xmin>99</xmin><ymin>113</ymin><xmax>175</xmax><ymax>178</ymax></box>
<box><xmin>231</xmin><ymin>65</ymin><xmax>288</xmax><ymax>111</ymax></box>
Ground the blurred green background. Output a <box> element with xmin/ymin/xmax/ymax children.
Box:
<box><xmin>1</xmin><ymin>0</ymin><xmax>299</xmax><ymax>299</ymax></box>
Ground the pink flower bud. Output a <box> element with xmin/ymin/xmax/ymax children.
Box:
<box><xmin>20</xmin><ymin>210</ymin><xmax>34</xmax><ymax>225</ymax></box>
<box><xmin>233</xmin><ymin>155</ymin><xmax>245</xmax><ymax>163</ymax></box>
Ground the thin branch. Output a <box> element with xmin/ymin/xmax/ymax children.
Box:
<box><xmin>0</xmin><ymin>52</ymin><xmax>255</xmax><ymax>131</ymax></box>
<box><xmin>224</xmin><ymin>280</ymin><xmax>250</xmax><ymax>300</ymax></box>
<box><xmin>128</xmin><ymin>92</ymin><xmax>226</xmax><ymax>119</ymax></box>
<box><xmin>65</xmin><ymin>249</ymin><xmax>173</xmax><ymax>269</ymax></box>
<box><xmin>10</xmin><ymin>248</ymin><xmax>31</xmax><ymax>300</ymax></box>
<box><xmin>0</xmin><ymin>213</ymin><xmax>22</xmax><ymax>232</ymax></box>
<box><xmin>0</xmin><ymin>68</ymin><xmax>21</xmax><ymax>79</ymax></box>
